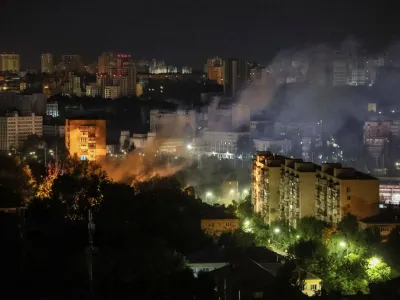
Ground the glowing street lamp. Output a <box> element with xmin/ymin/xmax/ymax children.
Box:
<box><xmin>187</xmin><ymin>144</ymin><xmax>193</xmax><ymax>150</ymax></box>
<box><xmin>274</xmin><ymin>228</ymin><xmax>280</xmax><ymax>234</ymax></box>
<box><xmin>339</xmin><ymin>241</ymin><xmax>349</xmax><ymax>255</ymax></box>
<box><xmin>369</xmin><ymin>257</ymin><xmax>381</xmax><ymax>268</ymax></box>
<box><xmin>205</xmin><ymin>191</ymin><xmax>213</xmax><ymax>202</ymax></box>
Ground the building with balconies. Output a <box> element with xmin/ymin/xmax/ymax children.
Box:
<box><xmin>65</xmin><ymin>116</ymin><xmax>106</xmax><ymax>162</ymax></box>
<box><xmin>252</xmin><ymin>152</ymin><xmax>287</xmax><ymax>224</ymax></box>
<box><xmin>279</xmin><ymin>159</ymin><xmax>317</xmax><ymax>228</ymax></box>
<box><xmin>315</xmin><ymin>164</ymin><xmax>379</xmax><ymax>224</ymax></box>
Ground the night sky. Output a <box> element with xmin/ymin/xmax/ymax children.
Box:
<box><xmin>1</xmin><ymin>0</ymin><xmax>398</xmax><ymax>69</ymax></box>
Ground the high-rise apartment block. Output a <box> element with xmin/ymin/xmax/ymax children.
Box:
<box><xmin>65</xmin><ymin>116</ymin><xmax>106</xmax><ymax>162</ymax></box>
<box><xmin>96</xmin><ymin>52</ymin><xmax>136</xmax><ymax>98</ymax></box>
<box><xmin>280</xmin><ymin>160</ymin><xmax>318</xmax><ymax>228</ymax></box>
<box><xmin>0</xmin><ymin>54</ymin><xmax>20</xmax><ymax>72</ymax></box>
<box><xmin>315</xmin><ymin>164</ymin><xmax>380</xmax><ymax>224</ymax></box>
<box><xmin>61</xmin><ymin>55</ymin><xmax>84</xmax><ymax>72</ymax></box>
<box><xmin>223</xmin><ymin>58</ymin><xmax>249</xmax><ymax>97</ymax></box>
<box><xmin>41</xmin><ymin>53</ymin><xmax>54</xmax><ymax>73</ymax></box>
<box><xmin>205</xmin><ymin>57</ymin><xmax>224</xmax><ymax>84</ymax></box>
<box><xmin>252</xmin><ymin>152</ymin><xmax>286</xmax><ymax>224</ymax></box>
<box><xmin>0</xmin><ymin>112</ymin><xmax>43</xmax><ymax>151</ymax></box>
<box><xmin>104</xmin><ymin>86</ymin><xmax>120</xmax><ymax>99</ymax></box>
<box><xmin>86</xmin><ymin>84</ymin><xmax>102</xmax><ymax>97</ymax></box>
<box><xmin>252</xmin><ymin>152</ymin><xmax>380</xmax><ymax>227</ymax></box>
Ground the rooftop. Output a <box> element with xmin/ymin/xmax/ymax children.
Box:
<box><xmin>360</xmin><ymin>211</ymin><xmax>400</xmax><ymax>224</ymax></box>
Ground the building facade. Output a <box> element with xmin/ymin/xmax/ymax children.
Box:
<box><xmin>65</xmin><ymin>117</ymin><xmax>106</xmax><ymax>161</ymax></box>
<box><xmin>252</xmin><ymin>152</ymin><xmax>286</xmax><ymax>224</ymax></box>
<box><xmin>0</xmin><ymin>54</ymin><xmax>20</xmax><ymax>72</ymax></box>
<box><xmin>150</xmin><ymin>109</ymin><xmax>195</xmax><ymax>138</ymax></box>
<box><xmin>280</xmin><ymin>160</ymin><xmax>318</xmax><ymax>228</ymax></box>
<box><xmin>0</xmin><ymin>112</ymin><xmax>43</xmax><ymax>151</ymax></box>
<box><xmin>41</xmin><ymin>53</ymin><xmax>54</xmax><ymax>73</ymax></box>
<box><xmin>200</xmin><ymin>218</ymin><xmax>240</xmax><ymax>236</ymax></box>
<box><xmin>315</xmin><ymin>164</ymin><xmax>380</xmax><ymax>224</ymax></box>
<box><xmin>252</xmin><ymin>152</ymin><xmax>380</xmax><ymax>227</ymax></box>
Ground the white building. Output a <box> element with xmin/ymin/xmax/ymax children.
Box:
<box><xmin>119</xmin><ymin>131</ymin><xmax>186</xmax><ymax>156</ymax></box>
<box><xmin>0</xmin><ymin>112</ymin><xmax>43</xmax><ymax>151</ymax></box>
<box><xmin>86</xmin><ymin>84</ymin><xmax>102</xmax><ymax>97</ymax></box>
<box><xmin>46</xmin><ymin>102</ymin><xmax>59</xmax><ymax>117</ymax></box>
<box><xmin>150</xmin><ymin>109</ymin><xmax>195</xmax><ymax>138</ymax></box>
<box><xmin>104</xmin><ymin>86</ymin><xmax>120</xmax><ymax>99</ymax></box>
<box><xmin>200</xmin><ymin>130</ymin><xmax>250</xmax><ymax>159</ymax></box>
<box><xmin>253</xmin><ymin>138</ymin><xmax>292</xmax><ymax>154</ymax></box>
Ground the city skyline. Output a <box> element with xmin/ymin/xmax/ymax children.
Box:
<box><xmin>2</xmin><ymin>0</ymin><xmax>398</xmax><ymax>69</ymax></box>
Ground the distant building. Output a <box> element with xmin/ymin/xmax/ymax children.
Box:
<box><xmin>150</xmin><ymin>109</ymin><xmax>195</xmax><ymax>138</ymax></box>
<box><xmin>0</xmin><ymin>112</ymin><xmax>43</xmax><ymax>151</ymax></box>
<box><xmin>46</xmin><ymin>102</ymin><xmax>59</xmax><ymax>118</ymax></box>
<box><xmin>61</xmin><ymin>54</ymin><xmax>84</xmax><ymax>72</ymax></box>
<box><xmin>359</xmin><ymin>212</ymin><xmax>400</xmax><ymax>242</ymax></box>
<box><xmin>253</xmin><ymin>138</ymin><xmax>292</xmax><ymax>155</ymax></box>
<box><xmin>65</xmin><ymin>116</ymin><xmax>106</xmax><ymax>161</ymax></box>
<box><xmin>86</xmin><ymin>84</ymin><xmax>102</xmax><ymax>97</ymax></box>
<box><xmin>223</xmin><ymin>58</ymin><xmax>249</xmax><ymax>97</ymax></box>
<box><xmin>182</xmin><ymin>66</ymin><xmax>192</xmax><ymax>74</ymax></box>
<box><xmin>379</xmin><ymin>177</ymin><xmax>400</xmax><ymax>205</ymax></box>
<box><xmin>0</xmin><ymin>93</ymin><xmax>47</xmax><ymax>116</ymax></box>
<box><xmin>41</xmin><ymin>53</ymin><xmax>54</xmax><ymax>73</ymax></box>
<box><xmin>43</xmin><ymin>124</ymin><xmax>65</xmax><ymax>137</ymax></box>
<box><xmin>200</xmin><ymin>218</ymin><xmax>239</xmax><ymax>236</ymax></box>
<box><xmin>200</xmin><ymin>130</ymin><xmax>249</xmax><ymax>159</ymax></box>
<box><xmin>104</xmin><ymin>85</ymin><xmax>120</xmax><ymax>99</ymax></box>
<box><xmin>205</xmin><ymin>57</ymin><xmax>224</xmax><ymax>84</ymax></box>
<box><xmin>0</xmin><ymin>54</ymin><xmax>20</xmax><ymax>72</ymax></box>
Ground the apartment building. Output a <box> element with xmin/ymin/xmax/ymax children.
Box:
<box><xmin>252</xmin><ymin>151</ymin><xmax>286</xmax><ymax>224</ymax></box>
<box><xmin>315</xmin><ymin>163</ymin><xmax>379</xmax><ymax>224</ymax></box>
<box><xmin>65</xmin><ymin>116</ymin><xmax>106</xmax><ymax>161</ymax></box>
<box><xmin>252</xmin><ymin>152</ymin><xmax>380</xmax><ymax>226</ymax></box>
<box><xmin>280</xmin><ymin>159</ymin><xmax>318</xmax><ymax>228</ymax></box>
<box><xmin>0</xmin><ymin>112</ymin><xmax>43</xmax><ymax>151</ymax></box>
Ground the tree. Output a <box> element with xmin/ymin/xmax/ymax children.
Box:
<box><xmin>0</xmin><ymin>156</ymin><xmax>36</xmax><ymax>207</ymax></box>
<box><xmin>236</xmin><ymin>135</ymin><xmax>255</xmax><ymax>159</ymax></box>
<box><xmin>21</xmin><ymin>134</ymin><xmax>42</xmax><ymax>153</ymax></box>
<box><xmin>122</xmin><ymin>138</ymin><xmax>130</xmax><ymax>153</ymax></box>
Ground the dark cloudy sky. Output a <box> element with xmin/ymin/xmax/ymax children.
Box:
<box><xmin>1</xmin><ymin>0</ymin><xmax>399</xmax><ymax>69</ymax></box>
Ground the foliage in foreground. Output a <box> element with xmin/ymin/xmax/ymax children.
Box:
<box><xmin>236</xmin><ymin>199</ymin><xmax>396</xmax><ymax>295</ymax></box>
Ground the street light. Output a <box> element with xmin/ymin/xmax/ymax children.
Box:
<box><xmin>339</xmin><ymin>241</ymin><xmax>349</xmax><ymax>255</ymax></box>
<box><xmin>187</xmin><ymin>144</ymin><xmax>193</xmax><ymax>150</ymax></box>
<box><xmin>274</xmin><ymin>228</ymin><xmax>280</xmax><ymax>234</ymax></box>
<box><xmin>205</xmin><ymin>191</ymin><xmax>213</xmax><ymax>203</ymax></box>
<box><xmin>369</xmin><ymin>257</ymin><xmax>381</xmax><ymax>267</ymax></box>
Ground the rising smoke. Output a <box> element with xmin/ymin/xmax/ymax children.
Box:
<box><xmin>105</xmin><ymin>37</ymin><xmax>400</xmax><ymax>184</ymax></box>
